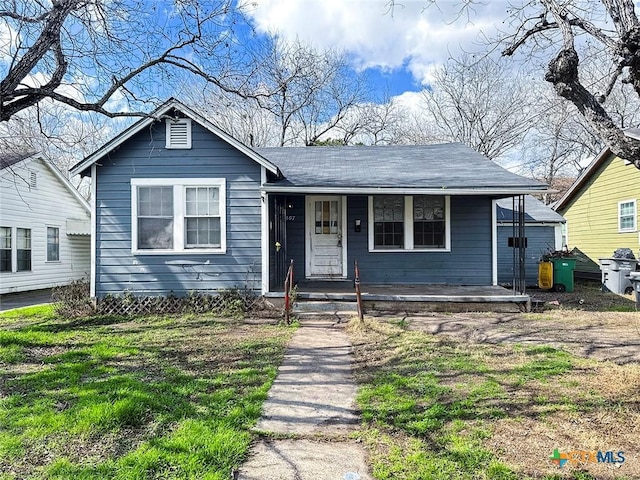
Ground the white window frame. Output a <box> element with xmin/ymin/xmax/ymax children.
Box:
<box><xmin>165</xmin><ymin>118</ymin><xmax>192</xmax><ymax>149</ymax></box>
<box><xmin>16</xmin><ymin>227</ymin><xmax>31</xmax><ymax>271</ymax></box>
<box><xmin>618</xmin><ymin>199</ymin><xmax>637</xmax><ymax>232</ymax></box>
<box><xmin>0</xmin><ymin>226</ymin><xmax>12</xmax><ymax>272</ymax></box>
<box><xmin>46</xmin><ymin>226</ymin><xmax>60</xmax><ymax>262</ymax></box>
<box><xmin>368</xmin><ymin>195</ymin><xmax>451</xmax><ymax>252</ymax></box>
<box><xmin>131</xmin><ymin>178</ymin><xmax>226</xmax><ymax>255</ymax></box>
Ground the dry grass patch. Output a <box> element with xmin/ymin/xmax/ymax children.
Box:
<box><xmin>349</xmin><ymin>317</ymin><xmax>638</xmax><ymax>480</ymax></box>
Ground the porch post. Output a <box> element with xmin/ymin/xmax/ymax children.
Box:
<box><xmin>261</xmin><ymin>167</ymin><xmax>269</xmax><ymax>295</ymax></box>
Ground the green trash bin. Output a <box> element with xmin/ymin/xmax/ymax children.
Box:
<box><xmin>549</xmin><ymin>257</ymin><xmax>577</xmax><ymax>292</ymax></box>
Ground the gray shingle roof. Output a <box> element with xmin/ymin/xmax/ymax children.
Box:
<box><xmin>496</xmin><ymin>195</ymin><xmax>565</xmax><ymax>223</ymax></box>
<box><xmin>0</xmin><ymin>151</ymin><xmax>35</xmax><ymax>170</ymax></box>
<box><xmin>257</xmin><ymin>143</ymin><xmax>545</xmax><ymax>190</ymax></box>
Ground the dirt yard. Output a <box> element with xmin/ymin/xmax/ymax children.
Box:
<box><xmin>374</xmin><ymin>310</ymin><xmax>640</xmax><ymax>364</ymax></box>
<box><xmin>367</xmin><ymin>282</ymin><xmax>640</xmax><ymax>364</ymax></box>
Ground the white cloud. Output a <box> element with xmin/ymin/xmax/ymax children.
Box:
<box><xmin>246</xmin><ymin>0</ymin><xmax>505</xmax><ymax>84</ymax></box>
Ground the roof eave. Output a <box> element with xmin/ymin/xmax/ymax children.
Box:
<box><xmin>553</xmin><ymin>147</ymin><xmax>611</xmax><ymax>212</ymax></box>
<box><xmin>69</xmin><ymin>98</ymin><xmax>279</xmax><ymax>177</ymax></box>
<box><xmin>261</xmin><ymin>185</ymin><xmax>548</xmax><ymax>195</ymax></box>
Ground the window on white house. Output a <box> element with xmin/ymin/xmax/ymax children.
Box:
<box><xmin>132</xmin><ymin>178</ymin><xmax>226</xmax><ymax>254</ymax></box>
<box><xmin>619</xmin><ymin>200</ymin><xmax>637</xmax><ymax>232</ymax></box>
<box><xmin>0</xmin><ymin>227</ymin><xmax>11</xmax><ymax>272</ymax></box>
<box><xmin>16</xmin><ymin>228</ymin><xmax>31</xmax><ymax>271</ymax></box>
<box><xmin>165</xmin><ymin>119</ymin><xmax>192</xmax><ymax>149</ymax></box>
<box><xmin>47</xmin><ymin>227</ymin><xmax>60</xmax><ymax>261</ymax></box>
<box><xmin>369</xmin><ymin>195</ymin><xmax>450</xmax><ymax>252</ymax></box>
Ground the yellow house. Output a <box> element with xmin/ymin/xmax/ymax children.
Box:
<box><xmin>554</xmin><ymin>135</ymin><xmax>640</xmax><ymax>278</ymax></box>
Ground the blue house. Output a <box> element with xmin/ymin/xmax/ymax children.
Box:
<box><xmin>71</xmin><ymin>99</ymin><xmax>546</xmax><ymax>299</ymax></box>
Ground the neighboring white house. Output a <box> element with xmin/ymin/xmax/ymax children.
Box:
<box><xmin>0</xmin><ymin>153</ymin><xmax>91</xmax><ymax>295</ymax></box>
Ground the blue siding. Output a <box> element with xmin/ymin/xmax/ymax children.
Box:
<box><xmin>497</xmin><ymin>225</ymin><xmax>556</xmax><ymax>286</ymax></box>
<box><xmin>347</xmin><ymin>196</ymin><xmax>493</xmax><ymax>285</ymax></box>
<box><xmin>95</xmin><ymin>120</ymin><xmax>263</xmax><ymax>297</ymax></box>
<box><xmin>271</xmin><ymin>195</ymin><xmax>495</xmax><ymax>286</ymax></box>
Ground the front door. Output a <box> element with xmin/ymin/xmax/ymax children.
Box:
<box><xmin>306</xmin><ymin>196</ymin><xmax>346</xmax><ymax>278</ymax></box>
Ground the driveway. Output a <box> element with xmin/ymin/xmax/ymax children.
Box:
<box><xmin>378</xmin><ymin>311</ymin><xmax>640</xmax><ymax>364</ymax></box>
<box><xmin>0</xmin><ymin>288</ymin><xmax>54</xmax><ymax>312</ymax></box>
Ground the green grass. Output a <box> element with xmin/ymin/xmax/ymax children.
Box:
<box><xmin>0</xmin><ymin>306</ymin><xmax>295</xmax><ymax>479</ymax></box>
<box><xmin>350</xmin><ymin>320</ymin><xmax>635</xmax><ymax>480</ymax></box>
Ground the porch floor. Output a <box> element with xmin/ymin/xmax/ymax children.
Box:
<box><xmin>268</xmin><ymin>281</ymin><xmax>530</xmax><ymax>305</ymax></box>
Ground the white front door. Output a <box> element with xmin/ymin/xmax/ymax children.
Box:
<box><xmin>306</xmin><ymin>196</ymin><xmax>346</xmax><ymax>278</ymax></box>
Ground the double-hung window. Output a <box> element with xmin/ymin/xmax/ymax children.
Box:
<box><xmin>16</xmin><ymin>228</ymin><xmax>31</xmax><ymax>271</ymax></box>
<box><xmin>373</xmin><ymin>196</ymin><xmax>404</xmax><ymax>248</ymax></box>
<box><xmin>0</xmin><ymin>227</ymin><xmax>11</xmax><ymax>272</ymax></box>
<box><xmin>369</xmin><ymin>195</ymin><xmax>450</xmax><ymax>251</ymax></box>
<box><xmin>132</xmin><ymin>178</ymin><xmax>226</xmax><ymax>254</ymax></box>
<box><xmin>619</xmin><ymin>200</ymin><xmax>637</xmax><ymax>232</ymax></box>
<box><xmin>185</xmin><ymin>187</ymin><xmax>221</xmax><ymax>248</ymax></box>
<box><xmin>47</xmin><ymin>227</ymin><xmax>60</xmax><ymax>261</ymax></box>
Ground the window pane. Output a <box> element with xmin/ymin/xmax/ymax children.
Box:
<box><xmin>47</xmin><ymin>227</ymin><xmax>59</xmax><ymax>261</ymax></box>
<box><xmin>374</xmin><ymin>196</ymin><xmax>403</xmax><ymax>221</ymax></box>
<box><xmin>0</xmin><ymin>227</ymin><xmax>10</xmax><ymax>249</ymax></box>
<box><xmin>0</xmin><ymin>250</ymin><xmax>10</xmax><ymax>272</ymax></box>
<box><xmin>210</xmin><ymin>188</ymin><xmax>219</xmax><ymax>214</ymax></box>
<box><xmin>185</xmin><ymin>218</ymin><xmax>220</xmax><ymax>247</ymax></box>
<box><xmin>138</xmin><ymin>218</ymin><xmax>173</xmax><ymax>249</ymax></box>
<box><xmin>186</xmin><ymin>187</ymin><xmax>219</xmax><ymax>216</ymax></box>
<box><xmin>17</xmin><ymin>249</ymin><xmax>31</xmax><ymax>271</ymax></box>
<box><xmin>138</xmin><ymin>186</ymin><xmax>173</xmax><ymax>217</ymax></box>
<box><xmin>17</xmin><ymin>228</ymin><xmax>30</xmax><ymax>249</ymax></box>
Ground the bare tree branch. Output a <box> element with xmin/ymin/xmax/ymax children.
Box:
<box><xmin>0</xmin><ymin>0</ymin><xmax>255</xmax><ymax>123</ymax></box>
<box><xmin>501</xmin><ymin>0</ymin><xmax>640</xmax><ymax>168</ymax></box>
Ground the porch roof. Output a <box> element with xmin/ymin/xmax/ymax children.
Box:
<box><xmin>258</xmin><ymin>143</ymin><xmax>546</xmax><ymax>194</ymax></box>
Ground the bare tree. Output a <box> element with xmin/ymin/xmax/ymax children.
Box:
<box><xmin>186</xmin><ymin>38</ymin><xmax>369</xmax><ymax>147</ymax></box>
<box><xmin>501</xmin><ymin>0</ymin><xmax>640</xmax><ymax>168</ymax></box>
<box><xmin>247</xmin><ymin>38</ymin><xmax>367</xmax><ymax>146</ymax></box>
<box><xmin>418</xmin><ymin>54</ymin><xmax>534</xmax><ymax>160</ymax></box>
<box><xmin>0</xmin><ymin>0</ymin><xmax>255</xmax><ymax>122</ymax></box>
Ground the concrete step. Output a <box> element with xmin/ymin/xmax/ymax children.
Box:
<box><xmin>294</xmin><ymin>300</ymin><xmax>358</xmax><ymax>313</ymax></box>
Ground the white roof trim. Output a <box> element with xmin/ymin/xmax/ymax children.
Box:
<box><xmin>3</xmin><ymin>154</ymin><xmax>90</xmax><ymax>213</ymax></box>
<box><xmin>553</xmin><ymin>146</ymin><xmax>611</xmax><ymax>212</ymax></box>
<box><xmin>554</xmin><ymin>128</ymin><xmax>640</xmax><ymax>212</ymax></box>
<box><xmin>70</xmin><ymin>98</ymin><xmax>279</xmax><ymax>176</ymax></box>
<box><xmin>42</xmin><ymin>158</ymin><xmax>91</xmax><ymax>213</ymax></box>
<box><xmin>261</xmin><ymin>186</ymin><xmax>548</xmax><ymax>195</ymax></box>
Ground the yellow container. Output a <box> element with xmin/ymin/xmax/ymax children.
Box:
<box><xmin>538</xmin><ymin>261</ymin><xmax>553</xmax><ymax>290</ymax></box>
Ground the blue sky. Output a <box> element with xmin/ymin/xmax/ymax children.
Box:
<box><xmin>243</xmin><ymin>0</ymin><xmax>507</xmax><ymax>100</ymax></box>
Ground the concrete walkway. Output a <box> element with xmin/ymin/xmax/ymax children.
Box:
<box><xmin>238</xmin><ymin>317</ymin><xmax>371</xmax><ymax>480</ymax></box>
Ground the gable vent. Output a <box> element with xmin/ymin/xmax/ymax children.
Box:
<box><xmin>29</xmin><ymin>171</ymin><xmax>37</xmax><ymax>189</ymax></box>
<box><xmin>166</xmin><ymin>118</ymin><xmax>192</xmax><ymax>149</ymax></box>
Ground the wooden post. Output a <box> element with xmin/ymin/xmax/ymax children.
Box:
<box><xmin>354</xmin><ymin>260</ymin><xmax>364</xmax><ymax>321</ymax></box>
<box><xmin>284</xmin><ymin>259</ymin><xmax>294</xmax><ymax>324</ymax></box>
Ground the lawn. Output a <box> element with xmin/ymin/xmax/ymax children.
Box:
<box><xmin>0</xmin><ymin>305</ymin><xmax>295</xmax><ymax>480</ymax></box>
<box><xmin>349</xmin><ymin>317</ymin><xmax>639</xmax><ymax>480</ymax></box>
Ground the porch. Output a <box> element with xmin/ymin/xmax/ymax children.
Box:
<box><xmin>266</xmin><ymin>281</ymin><xmax>532</xmax><ymax>312</ymax></box>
